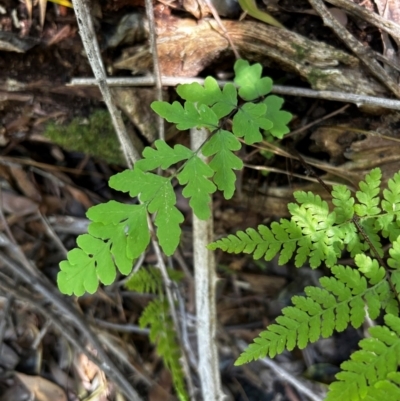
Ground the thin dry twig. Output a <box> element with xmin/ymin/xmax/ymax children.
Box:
<box><xmin>236</xmin><ymin>340</ymin><xmax>326</xmax><ymax>401</ymax></box>
<box><xmin>70</xmin><ymin>76</ymin><xmax>400</xmax><ymax>111</ymax></box>
<box><xmin>285</xmin><ymin>104</ymin><xmax>350</xmax><ymax>138</ymax></box>
<box><xmin>0</xmin><ymin>272</ymin><xmax>149</xmax><ymax>396</ymax></box>
<box><xmin>0</xmin><ymin>292</ymin><xmax>13</xmax><ymax>350</ymax></box>
<box><xmin>37</xmin><ymin>211</ymin><xmax>68</xmax><ymax>257</ymax></box>
<box><xmin>204</xmin><ymin>1</ymin><xmax>241</xmax><ymax>59</ymax></box>
<box><xmin>0</xmin><ymin>240</ymin><xmax>144</xmax><ymax>401</ymax></box>
<box><xmin>325</xmin><ymin>0</ymin><xmax>400</xmax><ymax>44</ymax></box>
<box><xmin>308</xmin><ymin>0</ymin><xmax>400</xmax><ymax>98</ymax></box>
<box><xmin>71</xmin><ymin>0</ymin><xmax>140</xmax><ymax>166</ymax></box>
<box><xmin>143</xmin><ymin>0</ymin><xmax>165</xmax><ymax>140</ymax></box>
<box><xmin>147</xmin><ymin>216</ymin><xmax>197</xmax><ymax>400</ymax></box>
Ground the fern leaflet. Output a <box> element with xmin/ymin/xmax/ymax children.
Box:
<box><xmin>140</xmin><ymin>299</ymin><xmax>188</xmax><ymax>401</ymax></box>
<box><xmin>326</xmin><ymin>314</ymin><xmax>400</xmax><ymax>401</ymax></box>
<box><xmin>176</xmin><ymin>76</ymin><xmax>237</xmax><ymax>119</ymax></box>
<box><xmin>235</xmin><ymin>256</ymin><xmax>393</xmax><ymax>365</ymax></box>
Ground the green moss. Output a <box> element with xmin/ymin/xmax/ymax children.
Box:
<box><xmin>291</xmin><ymin>44</ymin><xmax>307</xmax><ymax>61</ymax></box>
<box><xmin>306</xmin><ymin>68</ymin><xmax>332</xmax><ymax>90</ymax></box>
<box><xmin>43</xmin><ymin>109</ymin><xmax>125</xmax><ymax>165</ymax></box>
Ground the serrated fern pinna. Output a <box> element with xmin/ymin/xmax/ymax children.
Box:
<box><xmin>209</xmin><ymin>167</ymin><xmax>400</xmax><ymax>400</ymax></box>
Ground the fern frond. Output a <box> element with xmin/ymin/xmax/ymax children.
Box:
<box><xmin>289</xmin><ymin>192</ymin><xmax>342</xmax><ymax>267</ymax></box>
<box><xmin>208</xmin><ymin>221</ymin><xmax>304</xmax><ymax>266</ymax></box>
<box><xmin>355</xmin><ymin>168</ymin><xmax>381</xmax><ymax>217</ymax></box>
<box><xmin>140</xmin><ymin>299</ymin><xmax>188</xmax><ymax>401</ymax></box>
<box><xmin>151</xmin><ymin>100</ymin><xmax>219</xmax><ymax>131</ymax></box>
<box><xmin>125</xmin><ymin>267</ymin><xmax>163</xmax><ymax>294</ymax></box>
<box><xmin>202</xmin><ymin>129</ymin><xmax>243</xmax><ymax>199</ymax></box>
<box><xmin>57</xmin><ymin>202</ymin><xmax>150</xmax><ymax>296</ymax></box>
<box><xmin>332</xmin><ymin>184</ymin><xmax>355</xmax><ymax>223</ymax></box>
<box><xmin>176</xmin><ymin>76</ymin><xmax>238</xmax><ymax>119</ymax></box>
<box><xmin>135</xmin><ymin>140</ymin><xmax>192</xmax><ymax>171</ymax></box>
<box><xmin>326</xmin><ymin>314</ymin><xmax>400</xmax><ymax>401</ymax></box>
<box><xmin>375</xmin><ymin>172</ymin><xmax>400</xmax><ymax>242</ymax></box>
<box><xmin>125</xmin><ymin>266</ymin><xmax>184</xmax><ymax>294</ymax></box>
<box><xmin>235</xmin><ymin>259</ymin><xmax>393</xmax><ymax>365</ymax></box>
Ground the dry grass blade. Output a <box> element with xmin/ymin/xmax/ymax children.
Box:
<box><xmin>39</xmin><ymin>0</ymin><xmax>48</xmax><ymax>27</ymax></box>
<box><xmin>24</xmin><ymin>0</ymin><xmax>33</xmax><ymax>20</ymax></box>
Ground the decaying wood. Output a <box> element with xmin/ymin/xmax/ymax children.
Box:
<box><xmin>114</xmin><ymin>16</ymin><xmax>388</xmax><ymax>97</ymax></box>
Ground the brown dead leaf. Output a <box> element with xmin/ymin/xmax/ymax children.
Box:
<box><xmin>76</xmin><ymin>351</ymin><xmax>99</xmax><ymax>384</ymax></box>
<box><xmin>15</xmin><ymin>372</ymin><xmax>67</xmax><ymax>401</ymax></box>
<box><xmin>9</xmin><ymin>165</ymin><xmax>42</xmax><ymax>203</ymax></box>
<box><xmin>40</xmin><ymin>195</ymin><xmax>67</xmax><ymax>214</ymax></box>
<box><xmin>239</xmin><ymin>273</ymin><xmax>286</xmax><ymax>296</ymax></box>
<box><xmin>1</xmin><ymin>191</ymin><xmax>38</xmax><ymax>216</ymax></box>
<box><xmin>24</xmin><ymin>0</ymin><xmax>33</xmax><ymax>20</ymax></box>
<box><xmin>65</xmin><ymin>185</ymin><xmax>93</xmax><ymax>209</ymax></box>
<box><xmin>45</xmin><ymin>25</ymin><xmax>74</xmax><ymax>46</ymax></box>
<box><xmin>148</xmin><ymin>368</ymin><xmax>173</xmax><ymax>401</ymax></box>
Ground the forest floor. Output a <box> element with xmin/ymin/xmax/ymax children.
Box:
<box><xmin>0</xmin><ymin>0</ymin><xmax>400</xmax><ymax>400</ymax></box>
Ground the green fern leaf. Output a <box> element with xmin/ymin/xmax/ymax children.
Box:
<box><xmin>235</xmin><ymin>262</ymin><xmax>391</xmax><ymax>365</ymax></box>
<box><xmin>382</xmin><ymin>171</ymin><xmax>400</xmax><ymax>213</ymax></box>
<box><xmin>147</xmin><ymin>180</ymin><xmax>184</xmax><ymax>255</ymax></box>
<box><xmin>140</xmin><ymin>299</ymin><xmax>188</xmax><ymax>401</ymax></box>
<box><xmin>151</xmin><ymin>101</ymin><xmax>219</xmax><ymax>130</ymax></box>
<box><xmin>262</xmin><ymin>95</ymin><xmax>292</xmax><ymax>138</ymax></box>
<box><xmin>327</xmin><ymin>315</ymin><xmax>400</xmax><ymax>401</ymax></box>
<box><xmin>358</xmin><ymin>218</ymin><xmax>384</xmax><ymax>258</ymax></box>
<box><xmin>176</xmin><ymin>76</ymin><xmax>237</xmax><ymax>119</ymax></box>
<box><xmin>109</xmin><ymin>169</ymin><xmax>184</xmax><ymax>255</ymax></box>
<box><xmin>289</xmin><ymin>192</ymin><xmax>340</xmax><ymax>267</ymax></box>
<box><xmin>110</xmin><ymin>168</ymin><xmax>163</xmax><ymax>199</ymax></box>
<box><xmin>202</xmin><ymin>129</ymin><xmax>243</xmax><ymax>199</ymax></box>
<box><xmin>125</xmin><ymin>266</ymin><xmax>184</xmax><ymax>294</ymax></box>
<box><xmin>177</xmin><ymin>155</ymin><xmax>216</xmax><ymax>219</ymax></box>
<box><xmin>332</xmin><ymin>184</ymin><xmax>355</xmax><ymax>223</ymax></box>
<box><xmin>234</xmin><ymin>59</ymin><xmax>273</xmax><ymax>101</ymax></box>
<box><xmin>208</xmin><ymin>220</ymin><xmax>304</xmax><ymax>265</ymax></box>
<box><xmin>135</xmin><ymin>140</ymin><xmax>192</xmax><ymax>171</ymax></box>
<box><xmin>388</xmin><ymin>235</ymin><xmax>400</xmax><ymax>270</ymax></box>
<box><xmin>376</xmin><ymin>172</ymin><xmax>400</xmax><ymax>241</ymax></box>
<box><xmin>355</xmin><ymin>167</ymin><xmax>381</xmax><ymax>217</ymax></box>
<box><xmin>87</xmin><ymin>201</ymin><xmax>150</xmax><ymax>259</ymax></box>
<box><xmin>58</xmin><ymin>202</ymin><xmax>150</xmax><ymax>296</ymax></box>
<box><xmin>58</xmin><ymin>234</ymin><xmax>116</xmax><ymax>296</ymax></box>
<box><xmin>232</xmin><ymin>102</ymin><xmax>273</xmax><ymax>144</ymax></box>
<box><xmin>88</xmin><ymin>222</ymin><xmax>133</xmax><ymax>274</ymax></box>
<box><xmin>126</xmin><ymin>267</ymin><xmax>162</xmax><ymax>294</ymax></box>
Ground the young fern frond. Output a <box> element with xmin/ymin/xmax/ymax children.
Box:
<box><xmin>125</xmin><ymin>266</ymin><xmax>184</xmax><ymax>294</ymax></box>
<box><xmin>125</xmin><ymin>267</ymin><xmax>187</xmax><ymax>400</ymax></box>
<box><xmin>57</xmin><ymin>59</ymin><xmax>292</xmax><ymax>296</ymax></box>
<box><xmin>140</xmin><ymin>299</ymin><xmax>188</xmax><ymax>401</ymax></box>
